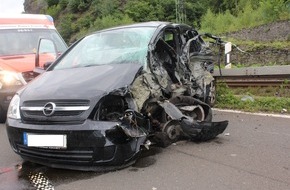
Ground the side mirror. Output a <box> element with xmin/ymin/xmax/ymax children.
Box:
<box><xmin>43</xmin><ymin>62</ymin><xmax>53</xmax><ymax>70</ymax></box>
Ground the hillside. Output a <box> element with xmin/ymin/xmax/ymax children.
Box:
<box><xmin>225</xmin><ymin>20</ymin><xmax>290</xmax><ymax>66</ymax></box>
<box><xmin>227</xmin><ymin>20</ymin><xmax>290</xmax><ymax>42</ymax></box>
<box><xmin>23</xmin><ymin>0</ymin><xmax>289</xmax><ymax>66</ymax></box>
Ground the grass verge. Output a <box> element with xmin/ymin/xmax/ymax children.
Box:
<box><xmin>215</xmin><ymin>82</ymin><xmax>290</xmax><ymax>114</ymax></box>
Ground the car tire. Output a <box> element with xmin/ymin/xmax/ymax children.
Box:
<box><xmin>162</xmin><ymin>120</ymin><xmax>181</xmax><ymax>143</ymax></box>
<box><xmin>0</xmin><ymin>107</ymin><xmax>6</xmax><ymax>123</ymax></box>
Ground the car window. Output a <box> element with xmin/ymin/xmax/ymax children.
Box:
<box><xmin>0</xmin><ymin>29</ymin><xmax>67</xmax><ymax>56</ymax></box>
<box><xmin>163</xmin><ymin>31</ymin><xmax>176</xmax><ymax>50</ymax></box>
<box><xmin>53</xmin><ymin>27</ymin><xmax>156</xmax><ymax>70</ymax></box>
<box><xmin>39</xmin><ymin>39</ymin><xmax>56</xmax><ymax>54</ymax></box>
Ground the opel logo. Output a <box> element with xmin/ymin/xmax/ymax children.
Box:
<box><xmin>43</xmin><ymin>102</ymin><xmax>56</xmax><ymax>116</ymax></box>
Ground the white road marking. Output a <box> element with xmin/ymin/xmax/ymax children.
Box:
<box><xmin>213</xmin><ymin>108</ymin><xmax>290</xmax><ymax>119</ymax></box>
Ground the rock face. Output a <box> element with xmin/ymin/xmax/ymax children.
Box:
<box><xmin>226</xmin><ymin>20</ymin><xmax>290</xmax><ymax>66</ymax></box>
<box><xmin>227</xmin><ymin>20</ymin><xmax>290</xmax><ymax>42</ymax></box>
<box><xmin>231</xmin><ymin>47</ymin><xmax>289</xmax><ymax>66</ymax></box>
<box><xmin>24</xmin><ymin>0</ymin><xmax>47</xmax><ymax>14</ymax></box>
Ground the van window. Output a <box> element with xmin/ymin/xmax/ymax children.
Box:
<box><xmin>0</xmin><ymin>29</ymin><xmax>67</xmax><ymax>56</ymax></box>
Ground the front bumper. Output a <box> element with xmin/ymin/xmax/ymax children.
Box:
<box><xmin>6</xmin><ymin>119</ymin><xmax>146</xmax><ymax>171</ymax></box>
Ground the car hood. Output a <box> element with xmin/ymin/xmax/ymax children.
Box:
<box><xmin>0</xmin><ymin>54</ymin><xmax>55</xmax><ymax>72</ymax></box>
<box><xmin>0</xmin><ymin>54</ymin><xmax>36</xmax><ymax>72</ymax></box>
<box><xmin>20</xmin><ymin>63</ymin><xmax>142</xmax><ymax>102</ymax></box>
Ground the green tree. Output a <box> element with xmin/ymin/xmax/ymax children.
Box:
<box><xmin>259</xmin><ymin>0</ymin><xmax>290</xmax><ymax>21</ymax></box>
<box><xmin>58</xmin><ymin>14</ymin><xmax>76</xmax><ymax>43</ymax></box>
<box><xmin>47</xmin><ymin>0</ymin><xmax>59</xmax><ymax>7</ymax></box>
<box><xmin>91</xmin><ymin>0</ymin><xmax>123</xmax><ymax>17</ymax></box>
<box><xmin>185</xmin><ymin>1</ymin><xmax>207</xmax><ymax>27</ymax></box>
<box><xmin>59</xmin><ymin>0</ymin><xmax>68</xmax><ymax>9</ymax></box>
<box><xmin>40</xmin><ymin>0</ymin><xmax>289</xmax><ymax>43</ymax></box>
<box><xmin>68</xmin><ymin>0</ymin><xmax>80</xmax><ymax>13</ymax></box>
<box><xmin>125</xmin><ymin>0</ymin><xmax>176</xmax><ymax>22</ymax></box>
<box><xmin>46</xmin><ymin>4</ymin><xmax>62</xmax><ymax>18</ymax></box>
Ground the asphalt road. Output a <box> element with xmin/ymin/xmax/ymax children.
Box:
<box><xmin>0</xmin><ymin>110</ymin><xmax>289</xmax><ymax>190</ymax></box>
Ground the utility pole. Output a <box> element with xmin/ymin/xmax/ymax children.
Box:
<box><xmin>176</xmin><ymin>0</ymin><xmax>186</xmax><ymax>23</ymax></box>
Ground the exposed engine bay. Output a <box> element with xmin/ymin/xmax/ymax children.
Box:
<box><xmin>90</xmin><ymin>30</ymin><xmax>228</xmax><ymax>148</ymax></box>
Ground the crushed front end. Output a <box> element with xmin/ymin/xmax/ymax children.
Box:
<box><xmin>6</xmin><ymin>22</ymin><xmax>229</xmax><ymax>171</ymax></box>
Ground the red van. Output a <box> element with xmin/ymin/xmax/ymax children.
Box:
<box><xmin>0</xmin><ymin>14</ymin><xmax>67</xmax><ymax>122</ymax></box>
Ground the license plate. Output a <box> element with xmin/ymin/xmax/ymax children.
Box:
<box><xmin>23</xmin><ymin>132</ymin><xmax>67</xmax><ymax>148</ymax></box>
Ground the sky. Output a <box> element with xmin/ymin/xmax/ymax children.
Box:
<box><xmin>0</xmin><ymin>0</ymin><xmax>24</xmax><ymax>14</ymax></box>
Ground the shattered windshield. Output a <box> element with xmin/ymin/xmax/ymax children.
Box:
<box><xmin>53</xmin><ymin>27</ymin><xmax>156</xmax><ymax>70</ymax></box>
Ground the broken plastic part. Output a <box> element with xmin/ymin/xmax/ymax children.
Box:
<box><xmin>181</xmin><ymin>120</ymin><xmax>228</xmax><ymax>141</ymax></box>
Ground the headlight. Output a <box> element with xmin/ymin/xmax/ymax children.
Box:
<box><xmin>0</xmin><ymin>71</ymin><xmax>24</xmax><ymax>89</ymax></box>
<box><xmin>7</xmin><ymin>94</ymin><xmax>21</xmax><ymax>119</ymax></box>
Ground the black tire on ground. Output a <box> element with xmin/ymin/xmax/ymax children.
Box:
<box><xmin>0</xmin><ymin>107</ymin><xmax>6</xmax><ymax>123</ymax></box>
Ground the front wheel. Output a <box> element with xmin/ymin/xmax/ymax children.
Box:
<box><xmin>162</xmin><ymin>120</ymin><xmax>181</xmax><ymax>143</ymax></box>
<box><xmin>0</xmin><ymin>107</ymin><xmax>6</xmax><ymax>123</ymax></box>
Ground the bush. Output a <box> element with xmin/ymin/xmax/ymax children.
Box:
<box><xmin>58</xmin><ymin>14</ymin><xmax>76</xmax><ymax>43</ymax></box>
<box><xmin>68</xmin><ymin>0</ymin><xmax>80</xmax><ymax>13</ymax></box>
<box><xmin>46</xmin><ymin>4</ymin><xmax>62</xmax><ymax>18</ymax></box>
<box><xmin>200</xmin><ymin>0</ymin><xmax>290</xmax><ymax>34</ymax></box>
<box><xmin>59</xmin><ymin>0</ymin><xmax>68</xmax><ymax>9</ymax></box>
<box><xmin>216</xmin><ymin>81</ymin><xmax>290</xmax><ymax>113</ymax></box>
<box><xmin>47</xmin><ymin>0</ymin><xmax>59</xmax><ymax>7</ymax></box>
<box><xmin>91</xmin><ymin>14</ymin><xmax>134</xmax><ymax>31</ymax></box>
<box><xmin>70</xmin><ymin>14</ymin><xmax>134</xmax><ymax>42</ymax></box>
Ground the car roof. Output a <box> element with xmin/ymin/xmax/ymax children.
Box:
<box><xmin>93</xmin><ymin>21</ymin><xmax>172</xmax><ymax>33</ymax></box>
<box><xmin>0</xmin><ymin>14</ymin><xmax>55</xmax><ymax>29</ymax></box>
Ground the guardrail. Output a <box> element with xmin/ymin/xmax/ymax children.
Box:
<box><xmin>213</xmin><ymin>65</ymin><xmax>290</xmax><ymax>87</ymax></box>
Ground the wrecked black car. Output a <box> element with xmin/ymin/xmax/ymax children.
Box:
<box><xmin>6</xmin><ymin>22</ymin><xmax>228</xmax><ymax>171</ymax></box>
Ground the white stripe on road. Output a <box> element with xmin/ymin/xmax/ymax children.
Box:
<box><xmin>213</xmin><ymin>108</ymin><xmax>290</xmax><ymax>119</ymax></box>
